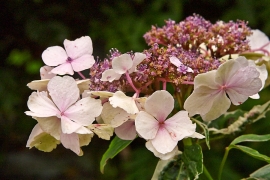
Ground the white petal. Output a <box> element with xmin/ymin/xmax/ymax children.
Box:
<box><xmin>111</xmin><ymin>110</ymin><xmax>135</xmax><ymax>128</ymax></box>
<box><xmin>88</xmin><ymin>124</ymin><xmax>113</xmax><ymax>140</ymax></box>
<box><xmin>115</xmin><ymin>120</ymin><xmax>137</xmax><ymax>140</ymax></box>
<box><xmin>100</xmin><ymin>102</ymin><xmax>123</xmax><ymax>124</ymax></box>
<box><xmin>26</xmin><ymin>124</ymin><xmax>44</xmax><ymax>147</ymax></box>
<box><xmin>146</xmin><ymin>141</ymin><xmax>179</xmax><ymax>160</ymax></box>
<box><xmin>35</xmin><ymin>116</ymin><xmax>61</xmax><ymax>140</ymax></box>
<box><xmin>129</xmin><ymin>52</ymin><xmax>146</xmax><ymax>73</ymax></box>
<box><xmin>145</xmin><ymin>90</ymin><xmax>174</xmax><ymax>121</ymax></box>
<box><xmin>101</xmin><ymin>69</ymin><xmax>122</xmax><ymax>82</ymax></box>
<box><xmin>135</xmin><ymin>111</ymin><xmax>159</xmax><ymax>140</ymax></box>
<box><xmin>194</xmin><ymin>70</ymin><xmax>217</xmax><ymax>89</ymax></box>
<box><xmin>61</xmin><ymin>116</ymin><xmax>91</xmax><ymax>134</ymax></box>
<box><xmin>109</xmin><ymin>91</ymin><xmax>139</xmax><ymax>114</ymax></box>
<box><xmin>71</xmin><ymin>54</ymin><xmax>95</xmax><ymax>72</ymax></box>
<box><xmin>64</xmin><ymin>97</ymin><xmax>102</xmax><ymax>126</ymax></box>
<box><xmin>42</xmin><ymin>46</ymin><xmax>67</xmax><ymax>66</ymax></box>
<box><xmin>89</xmin><ymin>91</ymin><xmax>114</xmax><ymax>99</ymax></box>
<box><xmin>48</xmin><ymin>76</ymin><xmax>79</xmax><ymax>112</ymax></box>
<box><xmin>61</xmin><ymin>133</ymin><xmax>80</xmax><ymax>155</ymax></box>
<box><xmin>40</xmin><ymin>66</ymin><xmax>56</xmax><ymax>79</ymax></box>
<box><xmin>247</xmin><ymin>30</ymin><xmax>270</xmax><ymax>52</ymax></box>
<box><xmin>165</xmin><ymin>111</ymin><xmax>196</xmax><ymax>140</ymax></box>
<box><xmin>50</xmin><ymin>62</ymin><xmax>74</xmax><ymax>75</ymax></box>
<box><xmin>25</xmin><ymin>91</ymin><xmax>59</xmax><ymax>117</ymax></box>
<box><xmin>27</xmin><ymin>79</ymin><xmax>49</xmax><ymax>91</ymax></box>
<box><xmin>189</xmin><ymin>132</ymin><xmax>205</xmax><ymax>139</ymax></box>
<box><xmin>170</xmin><ymin>56</ymin><xmax>182</xmax><ymax>67</ymax></box>
<box><xmin>64</xmin><ymin>36</ymin><xmax>93</xmax><ymax>59</ymax></box>
<box><xmin>76</xmin><ymin>79</ymin><xmax>90</xmax><ymax>94</ymax></box>
<box><xmin>112</xmin><ymin>54</ymin><xmax>133</xmax><ymax>74</ymax></box>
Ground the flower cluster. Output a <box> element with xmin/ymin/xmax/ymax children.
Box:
<box><xmin>24</xmin><ymin>14</ymin><xmax>270</xmax><ymax>179</ymax></box>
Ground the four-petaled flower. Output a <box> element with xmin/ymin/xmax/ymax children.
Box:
<box><xmin>135</xmin><ymin>90</ymin><xmax>203</xmax><ymax>154</ymax></box>
<box><xmin>42</xmin><ymin>36</ymin><xmax>95</xmax><ymax>75</ymax></box>
<box><xmin>184</xmin><ymin>56</ymin><xmax>262</xmax><ymax>121</ymax></box>
<box><xmin>25</xmin><ymin>76</ymin><xmax>102</xmax><ymax>154</ymax></box>
<box><xmin>101</xmin><ymin>53</ymin><xmax>146</xmax><ymax>82</ymax></box>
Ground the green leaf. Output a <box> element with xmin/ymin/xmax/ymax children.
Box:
<box><xmin>209</xmin><ymin>100</ymin><xmax>270</xmax><ymax>135</ymax></box>
<box><xmin>158</xmin><ymin>144</ymin><xmax>203</xmax><ymax>180</ymax></box>
<box><xmin>100</xmin><ymin>136</ymin><xmax>133</xmax><ymax>173</ymax></box>
<box><xmin>193</xmin><ymin>119</ymin><xmax>210</xmax><ymax>149</ymax></box>
<box><xmin>230</xmin><ymin>134</ymin><xmax>270</xmax><ymax>145</ymax></box>
<box><xmin>182</xmin><ymin>144</ymin><xmax>203</xmax><ymax>179</ymax></box>
<box><xmin>248</xmin><ymin>164</ymin><xmax>270</xmax><ymax>179</ymax></box>
<box><xmin>229</xmin><ymin>145</ymin><xmax>270</xmax><ymax>163</ymax></box>
<box><xmin>30</xmin><ymin>132</ymin><xmax>60</xmax><ymax>152</ymax></box>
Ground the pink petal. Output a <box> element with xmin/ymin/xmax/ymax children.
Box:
<box><xmin>64</xmin><ymin>97</ymin><xmax>102</xmax><ymax>126</ymax></box>
<box><xmin>35</xmin><ymin>116</ymin><xmax>61</xmax><ymax>140</ymax></box>
<box><xmin>200</xmin><ymin>90</ymin><xmax>231</xmax><ymax>121</ymax></box>
<box><xmin>112</xmin><ymin>54</ymin><xmax>133</xmax><ymax>74</ymax></box>
<box><xmin>101</xmin><ymin>69</ymin><xmax>122</xmax><ymax>82</ymax></box>
<box><xmin>71</xmin><ymin>54</ymin><xmax>95</xmax><ymax>72</ymax></box>
<box><xmin>64</xmin><ymin>36</ymin><xmax>93</xmax><ymax>59</ymax></box>
<box><xmin>247</xmin><ymin>30</ymin><xmax>270</xmax><ymax>51</ymax></box>
<box><xmin>145</xmin><ymin>141</ymin><xmax>178</xmax><ymax>160</ymax></box>
<box><xmin>151</xmin><ymin>126</ymin><xmax>178</xmax><ymax>154</ymax></box>
<box><xmin>42</xmin><ymin>46</ymin><xmax>67</xmax><ymax>66</ymax></box>
<box><xmin>135</xmin><ymin>111</ymin><xmax>159</xmax><ymax>140</ymax></box>
<box><xmin>184</xmin><ymin>86</ymin><xmax>220</xmax><ymax>117</ymax></box>
<box><xmin>170</xmin><ymin>56</ymin><xmax>182</xmax><ymax>67</ymax></box>
<box><xmin>60</xmin><ymin>132</ymin><xmax>80</xmax><ymax>155</ymax></box>
<box><xmin>194</xmin><ymin>70</ymin><xmax>217</xmax><ymax>89</ymax></box>
<box><xmin>165</xmin><ymin>111</ymin><xmax>196</xmax><ymax>141</ymax></box>
<box><xmin>115</xmin><ymin>120</ymin><xmax>137</xmax><ymax>140</ymax></box>
<box><xmin>50</xmin><ymin>62</ymin><xmax>74</xmax><ymax>75</ymax></box>
<box><xmin>215</xmin><ymin>57</ymin><xmax>248</xmax><ymax>85</ymax></box>
<box><xmin>40</xmin><ymin>66</ymin><xmax>56</xmax><ymax>79</ymax></box>
<box><xmin>48</xmin><ymin>76</ymin><xmax>79</xmax><ymax>112</ymax></box>
<box><xmin>26</xmin><ymin>124</ymin><xmax>44</xmax><ymax>147</ymax></box>
<box><xmin>25</xmin><ymin>91</ymin><xmax>59</xmax><ymax>117</ymax></box>
<box><xmin>145</xmin><ymin>90</ymin><xmax>174</xmax><ymax>122</ymax></box>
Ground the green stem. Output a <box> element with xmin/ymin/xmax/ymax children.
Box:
<box><xmin>218</xmin><ymin>147</ymin><xmax>230</xmax><ymax>180</ymax></box>
<box><xmin>175</xmin><ymin>92</ymin><xmax>183</xmax><ymax>110</ymax></box>
<box><xmin>203</xmin><ymin>164</ymin><xmax>214</xmax><ymax>180</ymax></box>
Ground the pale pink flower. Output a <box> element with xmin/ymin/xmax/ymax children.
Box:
<box><xmin>25</xmin><ymin>76</ymin><xmax>102</xmax><ymax>154</ymax></box>
<box><xmin>170</xmin><ymin>56</ymin><xmax>194</xmax><ymax>74</ymax></box>
<box><xmin>135</xmin><ymin>90</ymin><xmax>200</xmax><ymax>154</ymax></box>
<box><xmin>184</xmin><ymin>56</ymin><xmax>262</xmax><ymax>121</ymax></box>
<box><xmin>101</xmin><ymin>53</ymin><xmax>146</xmax><ymax>82</ymax></box>
<box><xmin>42</xmin><ymin>36</ymin><xmax>95</xmax><ymax>75</ymax></box>
<box><xmin>247</xmin><ymin>29</ymin><xmax>270</xmax><ymax>55</ymax></box>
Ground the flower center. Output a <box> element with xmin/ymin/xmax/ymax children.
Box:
<box><xmin>67</xmin><ymin>57</ymin><xmax>73</xmax><ymax>63</ymax></box>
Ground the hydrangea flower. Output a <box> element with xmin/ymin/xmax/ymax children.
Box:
<box><xmin>247</xmin><ymin>29</ymin><xmax>270</xmax><ymax>55</ymax></box>
<box><xmin>101</xmin><ymin>53</ymin><xmax>146</xmax><ymax>82</ymax></box>
<box><xmin>135</xmin><ymin>90</ymin><xmax>203</xmax><ymax>154</ymax></box>
<box><xmin>42</xmin><ymin>36</ymin><xmax>95</xmax><ymax>75</ymax></box>
<box><xmin>184</xmin><ymin>56</ymin><xmax>263</xmax><ymax>121</ymax></box>
<box><xmin>25</xmin><ymin>76</ymin><xmax>103</xmax><ymax>154</ymax></box>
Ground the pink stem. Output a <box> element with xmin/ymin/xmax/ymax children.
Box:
<box><xmin>77</xmin><ymin>71</ymin><xmax>86</xmax><ymax>79</ymax></box>
<box><xmin>125</xmin><ymin>72</ymin><xmax>140</xmax><ymax>96</ymax></box>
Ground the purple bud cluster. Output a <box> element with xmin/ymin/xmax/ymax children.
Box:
<box><xmin>143</xmin><ymin>14</ymin><xmax>251</xmax><ymax>58</ymax></box>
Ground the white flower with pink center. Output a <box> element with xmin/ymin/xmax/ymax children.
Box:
<box><xmin>25</xmin><ymin>76</ymin><xmax>102</xmax><ymax>154</ymax></box>
<box><xmin>184</xmin><ymin>56</ymin><xmax>263</xmax><ymax>122</ymax></box>
<box><xmin>135</xmin><ymin>90</ymin><xmax>201</xmax><ymax>154</ymax></box>
<box><xmin>101</xmin><ymin>53</ymin><xmax>146</xmax><ymax>82</ymax></box>
<box><xmin>42</xmin><ymin>36</ymin><xmax>95</xmax><ymax>75</ymax></box>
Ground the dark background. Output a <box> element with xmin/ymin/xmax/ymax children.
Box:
<box><xmin>1</xmin><ymin>0</ymin><xmax>270</xmax><ymax>179</ymax></box>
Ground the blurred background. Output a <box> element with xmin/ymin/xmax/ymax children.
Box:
<box><xmin>1</xmin><ymin>0</ymin><xmax>270</xmax><ymax>179</ymax></box>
